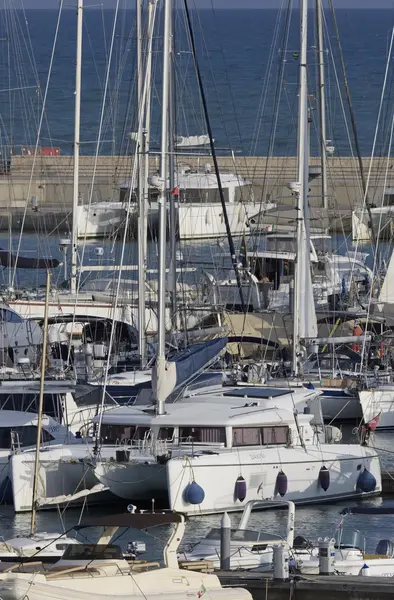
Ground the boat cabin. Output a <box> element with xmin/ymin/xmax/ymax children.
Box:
<box><xmin>0</xmin><ymin>410</ymin><xmax>75</xmax><ymax>451</ymax></box>
<box><xmin>94</xmin><ymin>388</ymin><xmax>320</xmax><ymax>452</ymax></box>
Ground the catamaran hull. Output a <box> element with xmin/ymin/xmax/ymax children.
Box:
<box><xmin>91</xmin><ymin>445</ymin><xmax>381</xmax><ymax>516</ymax></box>
<box><xmin>9</xmin><ymin>446</ymin><xmax>118</xmax><ymax>512</ymax></box>
<box><xmin>94</xmin><ymin>460</ymin><xmax>168</xmax><ymax>501</ymax></box>
<box><xmin>166</xmin><ymin>446</ymin><xmax>381</xmax><ymax>515</ymax></box>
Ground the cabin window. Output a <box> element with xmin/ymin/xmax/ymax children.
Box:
<box><xmin>0</xmin><ymin>393</ymin><xmax>63</xmax><ymax>420</ymax></box>
<box><xmin>62</xmin><ymin>544</ymin><xmax>123</xmax><ymax>561</ymax></box>
<box><xmin>0</xmin><ymin>308</ymin><xmax>23</xmax><ymax>323</ymax></box>
<box><xmin>179</xmin><ymin>427</ymin><xmax>226</xmax><ymax>444</ymax></box>
<box><xmin>55</xmin><ymin>544</ymin><xmax>69</xmax><ymax>551</ymax></box>
<box><xmin>157</xmin><ymin>427</ymin><xmax>174</xmax><ymax>440</ymax></box>
<box><xmin>232</xmin><ymin>426</ymin><xmax>290</xmax><ymax>447</ymax></box>
<box><xmin>100</xmin><ymin>424</ymin><xmax>150</xmax><ymax>444</ymax></box>
<box><xmin>233</xmin><ymin>427</ymin><xmax>260</xmax><ymax>446</ymax></box>
<box><xmin>261</xmin><ymin>426</ymin><xmax>289</xmax><ymax>445</ymax></box>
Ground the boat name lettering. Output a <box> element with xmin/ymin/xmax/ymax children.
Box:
<box><xmin>250</xmin><ymin>452</ymin><xmax>265</xmax><ymax>460</ymax></box>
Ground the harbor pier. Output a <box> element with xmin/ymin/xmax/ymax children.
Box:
<box><xmin>217</xmin><ymin>572</ymin><xmax>394</xmax><ymax>600</ymax></box>
<box><xmin>0</xmin><ymin>154</ymin><xmax>389</xmax><ymax>235</ymax></box>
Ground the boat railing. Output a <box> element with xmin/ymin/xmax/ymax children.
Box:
<box><xmin>111</xmin><ymin>437</ymin><xmax>170</xmax><ymax>458</ymax></box>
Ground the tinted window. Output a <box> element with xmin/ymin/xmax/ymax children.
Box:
<box><xmin>179</xmin><ymin>427</ymin><xmax>226</xmax><ymax>444</ymax></box>
<box><xmin>0</xmin><ymin>426</ymin><xmax>54</xmax><ymax>448</ymax></box>
<box><xmin>157</xmin><ymin>427</ymin><xmax>174</xmax><ymax>440</ymax></box>
<box><xmin>0</xmin><ymin>309</ymin><xmax>23</xmax><ymax>323</ymax></box>
<box><xmin>100</xmin><ymin>424</ymin><xmax>150</xmax><ymax>444</ymax></box>
<box><xmin>0</xmin><ymin>393</ymin><xmax>63</xmax><ymax>420</ymax></box>
<box><xmin>232</xmin><ymin>426</ymin><xmax>290</xmax><ymax>447</ymax></box>
<box><xmin>62</xmin><ymin>544</ymin><xmax>122</xmax><ymax>560</ymax></box>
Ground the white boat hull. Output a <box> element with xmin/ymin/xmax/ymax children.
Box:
<box><xmin>7</xmin><ymin>297</ymin><xmax>202</xmax><ymax>335</ymax></box>
<box><xmin>359</xmin><ymin>387</ymin><xmax>394</xmax><ymax>429</ymax></box>
<box><xmin>299</xmin><ymin>556</ymin><xmax>394</xmax><ymax>577</ymax></box>
<box><xmin>0</xmin><ymin>571</ymin><xmax>250</xmax><ymax>600</ymax></box>
<box><xmin>76</xmin><ymin>202</ymin><xmax>125</xmax><ymax>238</ymax></box>
<box><xmin>166</xmin><ymin>445</ymin><xmax>381</xmax><ymax>515</ymax></box>
<box><xmin>10</xmin><ymin>445</ymin><xmax>119</xmax><ymax>512</ymax></box>
<box><xmin>93</xmin><ymin>445</ymin><xmax>381</xmax><ymax>516</ymax></box>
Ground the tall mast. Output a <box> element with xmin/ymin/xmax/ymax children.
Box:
<box><xmin>292</xmin><ymin>0</ymin><xmax>317</xmax><ymax>376</ymax></box>
<box><xmin>136</xmin><ymin>0</ymin><xmax>146</xmax><ymax>366</ymax></box>
<box><xmin>315</xmin><ymin>0</ymin><xmax>328</xmax><ymax>216</ymax></box>
<box><xmin>156</xmin><ymin>0</ymin><xmax>171</xmax><ymax>415</ymax></box>
<box><xmin>30</xmin><ymin>271</ymin><xmax>51</xmax><ymax>535</ymax></box>
<box><xmin>168</xmin><ymin>7</ymin><xmax>178</xmax><ymax>328</ymax></box>
<box><xmin>137</xmin><ymin>0</ymin><xmax>157</xmax><ymax>367</ymax></box>
<box><xmin>70</xmin><ymin>0</ymin><xmax>83</xmax><ymax>295</ymax></box>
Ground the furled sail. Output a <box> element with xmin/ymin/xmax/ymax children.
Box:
<box><xmin>297</xmin><ymin>197</ymin><xmax>318</xmax><ymax>339</ymax></box>
<box><xmin>0</xmin><ymin>250</ymin><xmax>60</xmax><ymax>269</ymax></box>
<box><xmin>152</xmin><ymin>337</ymin><xmax>227</xmax><ymax>404</ymax></box>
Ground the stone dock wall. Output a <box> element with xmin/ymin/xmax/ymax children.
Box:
<box><xmin>0</xmin><ymin>155</ymin><xmax>389</xmax><ymax>234</ymax></box>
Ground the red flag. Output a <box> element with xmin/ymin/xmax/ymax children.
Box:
<box><xmin>171</xmin><ymin>186</ymin><xmax>179</xmax><ymax>196</ymax></box>
<box><xmin>362</xmin><ymin>411</ymin><xmax>381</xmax><ymax>433</ymax></box>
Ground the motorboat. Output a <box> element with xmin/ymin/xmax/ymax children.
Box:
<box><xmin>297</xmin><ymin>504</ymin><xmax>394</xmax><ymax>576</ymax></box>
<box><xmin>180</xmin><ymin>499</ymin><xmax>296</xmax><ymax>571</ymax></box>
<box><xmin>0</xmin><ymin>533</ymin><xmax>80</xmax><ymax>563</ymax></box>
<box><xmin>179</xmin><ymin>499</ymin><xmax>363</xmax><ymax>572</ymax></box>
<box><xmin>0</xmin><ymin>510</ymin><xmax>252</xmax><ymax>600</ymax></box>
<box><xmin>118</xmin><ymin>163</ymin><xmax>273</xmax><ymax>241</ymax></box>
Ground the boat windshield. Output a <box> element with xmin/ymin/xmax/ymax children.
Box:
<box><xmin>61</xmin><ymin>544</ymin><xmax>123</xmax><ymax>561</ymax></box>
<box><xmin>335</xmin><ymin>529</ymin><xmax>365</xmax><ymax>552</ymax></box>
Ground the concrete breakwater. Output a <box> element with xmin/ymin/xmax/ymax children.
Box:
<box><xmin>0</xmin><ymin>154</ymin><xmax>387</xmax><ymax>235</ymax></box>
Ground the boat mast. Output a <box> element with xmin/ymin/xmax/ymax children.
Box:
<box><xmin>168</xmin><ymin>7</ymin><xmax>178</xmax><ymax>328</ymax></box>
<box><xmin>315</xmin><ymin>0</ymin><xmax>328</xmax><ymax>216</ymax></box>
<box><xmin>30</xmin><ymin>270</ymin><xmax>51</xmax><ymax>535</ymax></box>
<box><xmin>70</xmin><ymin>0</ymin><xmax>83</xmax><ymax>295</ymax></box>
<box><xmin>292</xmin><ymin>0</ymin><xmax>317</xmax><ymax>376</ymax></box>
<box><xmin>156</xmin><ymin>0</ymin><xmax>171</xmax><ymax>416</ymax></box>
<box><xmin>136</xmin><ymin>0</ymin><xmax>146</xmax><ymax>366</ymax></box>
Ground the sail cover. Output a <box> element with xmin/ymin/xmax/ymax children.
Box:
<box><xmin>0</xmin><ymin>250</ymin><xmax>60</xmax><ymax>269</ymax></box>
<box><xmin>152</xmin><ymin>337</ymin><xmax>227</xmax><ymax>404</ymax></box>
<box><xmin>296</xmin><ymin>216</ymin><xmax>318</xmax><ymax>339</ymax></box>
<box><xmin>379</xmin><ymin>252</ymin><xmax>394</xmax><ymax>304</ymax></box>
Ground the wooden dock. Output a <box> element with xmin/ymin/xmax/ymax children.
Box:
<box><xmin>217</xmin><ymin>571</ymin><xmax>394</xmax><ymax>600</ymax></box>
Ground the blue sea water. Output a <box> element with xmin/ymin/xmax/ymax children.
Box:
<box><xmin>0</xmin><ymin>7</ymin><xmax>391</xmax><ymax>157</ymax></box>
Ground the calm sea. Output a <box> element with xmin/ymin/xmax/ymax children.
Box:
<box><xmin>0</xmin><ymin>8</ymin><xmax>391</xmax><ymax>157</ymax></box>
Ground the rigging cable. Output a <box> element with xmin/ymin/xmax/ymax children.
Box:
<box><xmin>182</xmin><ymin>0</ymin><xmax>246</xmax><ymax>313</ymax></box>
<box><xmin>328</xmin><ymin>0</ymin><xmax>377</xmax><ymax>248</ymax></box>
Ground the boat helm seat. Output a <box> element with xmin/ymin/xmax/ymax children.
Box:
<box><xmin>375</xmin><ymin>539</ymin><xmax>394</xmax><ymax>556</ymax></box>
<box><xmin>293</xmin><ymin>535</ymin><xmax>311</xmax><ymax>549</ymax></box>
